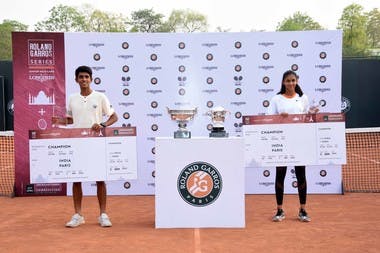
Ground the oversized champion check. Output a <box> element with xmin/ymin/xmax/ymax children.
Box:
<box><xmin>243</xmin><ymin>113</ymin><xmax>346</xmax><ymax>167</ymax></box>
<box><xmin>29</xmin><ymin>127</ymin><xmax>137</xmax><ymax>183</ymax></box>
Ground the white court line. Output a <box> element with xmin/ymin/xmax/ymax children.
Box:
<box><xmin>194</xmin><ymin>228</ymin><xmax>201</xmax><ymax>253</ymax></box>
<box><xmin>351</xmin><ymin>153</ymin><xmax>380</xmax><ymax>164</ymax></box>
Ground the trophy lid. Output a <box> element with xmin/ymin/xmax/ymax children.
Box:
<box><xmin>167</xmin><ymin>107</ymin><xmax>197</xmax><ymax>121</ymax></box>
<box><xmin>212</xmin><ymin>106</ymin><xmax>226</xmax><ymax>112</ymax></box>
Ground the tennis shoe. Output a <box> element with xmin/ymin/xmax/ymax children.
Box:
<box><xmin>66</xmin><ymin>213</ymin><xmax>85</xmax><ymax>227</ymax></box>
<box><xmin>98</xmin><ymin>213</ymin><xmax>112</xmax><ymax>227</ymax></box>
<box><xmin>298</xmin><ymin>209</ymin><xmax>311</xmax><ymax>222</ymax></box>
<box><xmin>272</xmin><ymin>209</ymin><xmax>285</xmax><ymax>222</ymax></box>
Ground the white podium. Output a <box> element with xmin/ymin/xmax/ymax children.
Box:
<box><xmin>155</xmin><ymin>137</ymin><xmax>245</xmax><ymax>228</ymax></box>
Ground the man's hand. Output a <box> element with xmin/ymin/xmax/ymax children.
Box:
<box><xmin>51</xmin><ymin>116</ymin><xmax>67</xmax><ymax>126</ymax></box>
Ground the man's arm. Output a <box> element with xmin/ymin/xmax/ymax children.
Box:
<box><xmin>91</xmin><ymin>112</ymin><xmax>118</xmax><ymax>131</ymax></box>
<box><xmin>51</xmin><ymin>116</ymin><xmax>73</xmax><ymax>126</ymax></box>
<box><xmin>101</xmin><ymin>112</ymin><xmax>118</xmax><ymax>127</ymax></box>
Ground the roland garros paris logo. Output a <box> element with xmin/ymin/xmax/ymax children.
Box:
<box><xmin>177</xmin><ymin>161</ymin><xmax>222</xmax><ymax>207</ymax></box>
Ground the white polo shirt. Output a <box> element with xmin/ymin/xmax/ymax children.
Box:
<box><xmin>67</xmin><ymin>91</ymin><xmax>114</xmax><ymax>128</ymax></box>
<box><xmin>267</xmin><ymin>93</ymin><xmax>310</xmax><ymax>115</ymax></box>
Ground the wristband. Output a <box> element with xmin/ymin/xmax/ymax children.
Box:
<box><xmin>100</xmin><ymin>122</ymin><xmax>107</xmax><ymax>128</ymax></box>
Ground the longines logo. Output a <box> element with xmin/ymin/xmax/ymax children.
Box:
<box><xmin>258</xmin><ymin>65</ymin><xmax>274</xmax><ymax>70</ymax></box>
<box><xmin>146</xmin><ymin>113</ymin><xmax>162</xmax><ymax>118</ymax></box>
<box><xmin>258</xmin><ymin>42</ymin><xmax>274</xmax><ymax>47</ymax></box>
<box><xmin>315</xmin><ymin>41</ymin><xmax>331</xmax><ymax>46</ymax></box>
<box><xmin>146</xmin><ymin>66</ymin><xmax>162</xmax><ymax>71</ymax></box>
<box><xmin>230</xmin><ymin>101</ymin><xmax>246</xmax><ymax>106</ymax></box>
<box><xmin>146</xmin><ymin>89</ymin><xmax>162</xmax><ymax>94</ymax></box>
<box><xmin>202</xmin><ymin>66</ymin><xmax>218</xmax><ymax>71</ymax></box>
<box><xmin>118</xmin><ymin>55</ymin><xmax>134</xmax><ymax>59</ymax></box>
<box><xmin>230</xmin><ymin>54</ymin><xmax>246</xmax><ymax>59</ymax></box>
<box><xmin>258</xmin><ymin>88</ymin><xmax>274</xmax><ymax>93</ymax></box>
<box><xmin>177</xmin><ymin>161</ymin><xmax>222</xmax><ymax>207</ymax></box>
<box><xmin>89</xmin><ymin>43</ymin><xmax>104</xmax><ymax>48</ymax></box>
<box><xmin>202</xmin><ymin>89</ymin><xmax>218</xmax><ymax>94</ymax></box>
<box><xmin>175</xmin><ymin>102</ymin><xmax>191</xmax><ymax>106</ymax></box>
<box><xmin>287</xmin><ymin>53</ymin><xmax>303</xmax><ymax>58</ymax></box>
<box><xmin>174</xmin><ymin>55</ymin><xmax>190</xmax><ymax>59</ymax></box>
<box><xmin>145</xmin><ymin>43</ymin><xmax>162</xmax><ymax>48</ymax></box>
<box><xmin>259</xmin><ymin>182</ymin><xmax>274</xmax><ymax>186</ymax></box>
<box><xmin>315</xmin><ymin>64</ymin><xmax>331</xmax><ymax>69</ymax></box>
<box><xmin>315</xmin><ymin>88</ymin><xmax>331</xmax><ymax>93</ymax></box>
<box><xmin>315</xmin><ymin>182</ymin><xmax>331</xmax><ymax>186</ymax></box>
<box><xmin>92</xmin><ymin>66</ymin><xmax>105</xmax><ymax>71</ymax></box>
<box><xmin>201</xmin><ymin>43</ymin><xmax>218</xmax><ymax>47</ymax></box>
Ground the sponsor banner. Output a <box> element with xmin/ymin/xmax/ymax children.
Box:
<box><xmin>245</xmin><ymin>165</ymin><xmax>342</xmax><ymax>194</ymax></box>
<box><xmin>243</xmin><ymin>113</ymin><xmax>346</xmax><ymax>167</ymax></box>
<box><xmin>12</xmin><ymin>32</ymin><xmax>66</xmax><ymax>195</ymax></box>
<box><xmin>29</xmin><ymin>127</ymin><xmax>137</xmax><ymax>183</ymax></box>
<box><xmin>13</xmin><ymin>30</ymin><xmax>343</xmax><ymax>195</ymax></box>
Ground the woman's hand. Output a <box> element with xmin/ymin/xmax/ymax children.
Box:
<box><xmin>308</xmin><ymin>106</ymin><xmax>319</xmax><ymax>114</ymax></box>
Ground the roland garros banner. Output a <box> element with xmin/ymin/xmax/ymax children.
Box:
<box><xmin>13</xmin><ymin>32</ymin><xmax>66</xmax><ymax>196</ymax></box>
<box><xmin>13</xmin><ymin>31</ymin><xmax>343</xmax><ymax>196</ymax></box>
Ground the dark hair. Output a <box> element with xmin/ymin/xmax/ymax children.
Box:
<box><xmin>75</xmin><ymin>65</ymin><xmax>93</xmax><ymax>79</ymax></box>
<box><xmin>277</xmin><ymin>70</ymin><xmax>303</xmax><ymax>97</ymax></box>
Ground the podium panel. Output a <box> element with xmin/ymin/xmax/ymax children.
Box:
<box><xmin>155</xmin><ymin>137</ymin><xmax>245</xmax><ymax>228</ymax></box>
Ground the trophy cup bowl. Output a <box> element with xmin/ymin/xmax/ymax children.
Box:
<box><xmin>167</xmin><ymin>107</ymin><xmax>197</xmax><ymax>138</ymax></box>
<box><xmin>207</xmin><ymin>106</ymin><xmax>230</xmax><ymax>137</ymax></box>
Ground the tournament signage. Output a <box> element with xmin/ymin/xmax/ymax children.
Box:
<box><xmin>177</xmin><ymin>161</ymin><xmax>222</xmax><ymax>207</ymax></box>
<box><xmin>243</xmin><ymin>113</ymin><xmax>346</xmax><ymax>167</ymax></box>
<box><xmin>29</xmin><ymin>127</ymin><xmax>137</xmax><ymax>183</ymax></box>
<box><xmin>155</xmin><ymin>137</ymin><xmax>245</xmax><ymax>228</ymax></box>
<box><xmin>13</xmin><ymin>30</ymin><xmax>343</xmax><ymax>195</ymax></box>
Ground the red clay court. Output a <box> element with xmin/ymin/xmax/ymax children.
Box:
<box><xmin>1</xmin><ymin>131</ymin><xmax>379</xmax><ymax>253</ymax></box>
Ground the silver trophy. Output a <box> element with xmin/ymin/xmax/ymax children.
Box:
<box><xmin>167</xmin><ymin>107</ymin><xmax>197</xmax><ymax>138</ymax></box>
<box><xmin>207</xmin><ymin>106</ymin><xmax>230</xmax><ymax>137</ymax></box>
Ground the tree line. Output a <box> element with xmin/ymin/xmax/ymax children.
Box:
<box><xmin>1</xmin><ymin>3</ymin><xmax>379</xmax><ymax>60</ymax></box>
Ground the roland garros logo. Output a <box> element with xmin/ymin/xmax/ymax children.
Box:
<box><xmin>177</xmin><ymin>161</ymin><xmax>222</xmax><ymax>207</ymax></box>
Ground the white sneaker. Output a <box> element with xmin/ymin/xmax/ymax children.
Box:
<box><xmin>98</xmin><ymin>213</ymin><xmax>112</xmax><ymax>227</ymax></box>
<box><xmin>66</xmin><ymin>213</ymin><xmax>85</xmax><ymax>227</ymax></box>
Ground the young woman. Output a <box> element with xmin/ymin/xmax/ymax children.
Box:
<box><xmin>267</xmin><ymin>70</ymin><xmax>318</xmax><ymax>222</ymax></box>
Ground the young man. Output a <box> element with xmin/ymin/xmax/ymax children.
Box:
<box><xmin>53</xmin><ymin>65</ymin><xmax>118</xmax><ymax>227</ymax></box>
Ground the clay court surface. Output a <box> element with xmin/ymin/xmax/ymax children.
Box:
<box><xmin>0</xmin><ymin>193</ymin><xmax>379</xmax><ymax>253</ymax></box>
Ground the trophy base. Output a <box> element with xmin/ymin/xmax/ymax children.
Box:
<box><xmin>209</xmin><ymin>128</ymin><xmax>229</xmax><ymax>138</ymax></box>
<box><xmin>174</xmin><ymin>130</ymin><xmax>191</xmax><ymax>139</ymax></box>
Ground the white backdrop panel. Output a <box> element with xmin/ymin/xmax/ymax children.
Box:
<box><xmin>64</xmin><ymin>31</ymin><xmax>342</xmax><ymax>195</ymax></box>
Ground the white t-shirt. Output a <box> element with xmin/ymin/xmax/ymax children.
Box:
<box><xmin>67</xmin><ymin>91</ymin><xmax>114</xmax><ymax>128</ymax></box>
<box><xmin>267</xmin><ymin>93</ymin><xmax>309</xmax><ymax>115</ymax></box>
